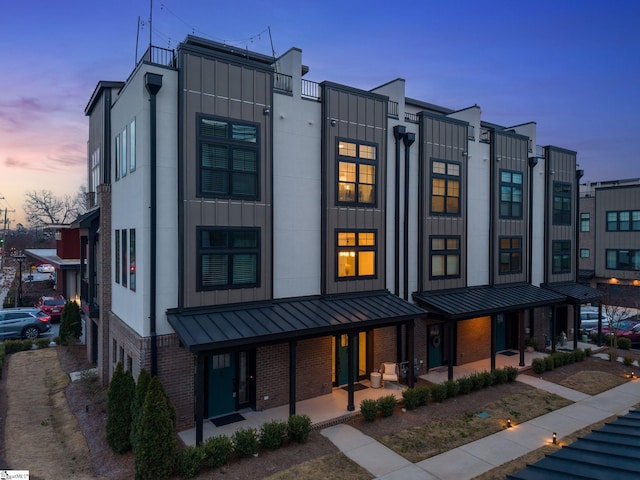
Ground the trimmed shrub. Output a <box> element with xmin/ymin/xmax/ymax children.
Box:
<box><xmin>564</xmin><ymin>352</ymin><xmax>575</xmax><ymax>364</ymax></box>
<box><xmin>623</xmin><ymin>356</ymin><xmax>634</xmax><ymax>366</ymax></box>
<box><xmin>202</xmin><ymin>435</ymin><xmax>233</xmax><ymax>468</ymax></box>
<box><xmin>35</xmin><ymin>338</ymin><xmax>50</xmax><ymax>348</ymax></box>
<box><xmin>106</xmin><ymin>362</ymin><xmax>135</xmax><ymax>454</ymax></box>
<box><xmin>361</xmin><ymin>398</ymin><xmax>379</xmax><ymax>420</ymax></box>
<box><xmin>287</xmin><ymin>414</ymin><xmax>312</xmax><ymax>443</ymax></box>
<box><xmin>402</xmin><ymin>388</ymin><xmax>421</xmax><ymax>411</ymax></box>
<box><xmin>131</xmin><ymin>369</ymin><xmax>151</xmax><ymax>451</ymax></box>
<box><xmin>59</xmin><ymin>300</ymin><xmax>82</xmax><ymax>346</ymax></box>
<box><xmin>531</xmin><ymin>358</ymin><xmax>546</xmax><ymax>374</ymax></box>
<box><xmin>504</xmin><ymin>366</ymin><xmax>519</xmax><ymax>382</ymax></box>
<box><xmin>3</xmin><ymin>339</ymin><xmax>31</xmax><ymax>354</ymax></box>
<box><xmin>573</xmin><ymin>349</ymin><xmax>585</xmax><ymax>362</ymax></box>
<box><xmin>232</xmin><ymin>428</ymin><xmax>258</xmax><ymax>458</ymax></box>
<box><xmin>584</xmin><ymin>347</ymin><xmax>592</xmax><ymax>357</ymax></box>
<box><xmin>481</xmin><ymin>370</ymin><xmax>494</xmax><ymax>387</ymax></box>
<box><xmin>618</xmin><ymin>338</ymin><xmax>632</xmax><ymax>350</ymax></box>
<box><xmin>134</xmin><ymin>377</ymin><xmax>177</xmax><ymax>480</ymax></box>
<box><xmin>260</xmin><ymin>420</ymin><xmax>287</xmax><ymax>450</ymax></box>
<box><xmin>176</xmin><ymin>446</ymin><xmax>204</xmax><ymax>479</ymax></box>
<box><xmin>415</xmin><ymin>385</ymin><xmax>430</xmax><ymax>405</ymax></box>
<box><xmin>544</xmin><ymin>356</ymin><xmax>554</xmax><ymax>371</ymax></box>
<box><xmin>457</xmin><ymin>376</ymin><xmax>472</xmax><ymax>395</ymax></box>
<box><xmin>492</xmin><ymin>368</ymin><xmax>506</xmax><ymax>384</ymax></box>
<box><xmin>430</xmin><ymin>384</ymin><xmax>447</xmax><ymax>403</ymax></box>
<box><xmin>444</xmin><ymin>379</ymin><xmax>460</xmax><ymax>398</ymax></box>
<box><xmin>378</xmin><ymin>395</ymin><xmax>397</xmax><ymax>417</ymax></box>
<box><xmin>551</xmin><ymin>353</ymin><xmax>564</xmax><ymax>369</ymax></box>
<box><xmin>470</xmin><ymin>373</ymin><xmax>485</xmax><ymax>390</ymax></box>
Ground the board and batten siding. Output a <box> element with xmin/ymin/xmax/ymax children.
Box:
<box><xmin>179</xmin><ymin>49</ymin><xmax>274</xmax><ymax>307</ymax></box>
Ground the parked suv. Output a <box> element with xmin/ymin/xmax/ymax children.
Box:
<box><xmin>0</xmin><ymin>308</ymin><xmax>51</xmax><ymax>340</ymax></box>
<box><xmin>580</xmin><ymin>306</ymin><xmax>606</xmax><ymax>333</ymax></box>
<box><xmin>36</xmin><ymin>295</ymin><xmax>66</xmax><ymax>322</ymax></box>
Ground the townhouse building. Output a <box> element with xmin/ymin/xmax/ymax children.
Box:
<box><xmin>81</xmin><ymin>35</ymin><xmax>597</xmax><ymax>442</ymax></box>
<box><xmin>579</xmin><ymin>179</ymin><xmax>640</xmax><ymax>307</ymax></box>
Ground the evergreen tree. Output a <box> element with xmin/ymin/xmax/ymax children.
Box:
<box><xmin>59</xmin><ymin>300</ymin><xmax>82</xmax><ymax>345</ymax></box>
<box><xmin>135</xmin><ymin>377</ymin><xmax>177</xmax><ymax>480</ymax></box>
<box><xmin>106</xmin><ymin>362</ymin><xmax>135</xmax><ymax>453</ymax></box>
<box><xmin>131</xmin><ymin>368</ymin><xmax>151</xmax><ymax>450</ymax></box>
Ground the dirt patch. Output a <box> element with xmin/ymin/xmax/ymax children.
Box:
<box><xmin>265</xmin><ymin>453</ymin><xmax>373</xmax><ymax>480</ymax></box>
<box><xmin>559</xmin><ymin>370</ymin><xmax>627</xmax><ymax>394</ymax></box>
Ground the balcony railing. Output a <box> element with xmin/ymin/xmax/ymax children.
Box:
<box><xmin>141</xmin><ymin>45</ymin><xmax>176</xmax><ymax>68</ymax></box>
<box><xmin>405</xmin><ymin>112</ymin><xmax>419</xmax><ymax>123</ymax></box>
<box><xmin>479</xmin><ymin>127</ymin><xmax>491</xmax><ymax>143</ymax></box>
<box><xmin>301</xmin><ymin>79</ymin><xmax>321</xmax><ymax>100</ymax></box>
<box><xmin>388</xmin><ymin>101</ymin><xmax>399</xmax><ymax>118</ymax></box>
<box><xmin>274</xmin><ymin>72</ymin><xmax>293</xmax><ymax>93</ymax></box>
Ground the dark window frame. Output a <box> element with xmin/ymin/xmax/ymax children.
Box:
<box><xmin>580</xmin><ymin>212</ymin><xmax>590</xmax><ymax>232</ymax></box>
<box><xmin>335</xmin><ymin>229</ymin><xmax>378</xmax><ymax>281</ymax></box>
<box><xmin>429</xmin><ymin>235</ymin><xmax>461</xmax><ymax>279</ymax></box>
<box><xmin>606</xmin><ymin>249</ymin><xmax>640</xmax><ymax>271</ymax></box>
<box><xmin>115</xmin><ymin>229</ymin><xmax>120</xmax><ymax>284</ymax></box>
<box><xmin>335</xmin><ymin>138</ymin><xmax>379</xmax><ymax>208</ymax></box>
<box><xmin>606</xmin><ymin>210</ymin><xmax>640</xmax><ymax>231</ymax></box>
<box><xmin>197</xmin><ymin>114</ymin><xmax>260</xmax><ymax>200</ymax></box>
<box><xmin>552</xmin><ymin>240</ymin><xmax>571</xmax><ymax>274</ymax></box>
<box><xmin>499</xmin><ymin>170</ymin><xmax>523</xmax><ymax>219</ymax></box>
<box><xmin>430</xmin><ymin>159</ymin><xmax>461</xmax><ymax>216</ymax></box>
<box><xmin>499</xmin><ymin>236</ymin><xmax>523</xmax><ymax>274</ymax></box>
<box><xmin>129</xmin><ymin>228</ymin><xmax>136</xmax><ymax>291</ymax></box>
<box><xmin>552</xmin><ymin>181</ymin><xmax>572</xmax><ymax>225</ymax></box>
<box><xmin>121</xmin><ymin>229</ymin><xmax>127</xmax><ymax>287</ymax></box>
<box><xmin>197</xmin><ymin>227</ymin><xmax>261</xmax><ymax>291</ymax></box>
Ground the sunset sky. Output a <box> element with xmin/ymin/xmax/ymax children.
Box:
<box><xmin>1</xmin><ymin>0</ymin><xmax>638</xmax><ymax>226</ymax></box>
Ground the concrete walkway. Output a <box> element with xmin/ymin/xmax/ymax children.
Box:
<box><xmin>322</xmin><ymin>374</ymin><xmax>640</xmax><ymax>480</ymax></box>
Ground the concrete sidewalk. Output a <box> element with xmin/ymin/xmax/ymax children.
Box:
<box><xmin>322</xmin><ymin>375</ymin><xmax>640</xmax><ymax>480</ymax></box>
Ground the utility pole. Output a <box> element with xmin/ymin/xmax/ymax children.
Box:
<box><xmin>0</xmin><ymin>206</ymin><xmax>15</xmax><ymax>270</ymax></box>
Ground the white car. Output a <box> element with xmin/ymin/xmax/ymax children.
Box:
<box><xmin>36</xmin><ymin>263</ymin><xmax>55</xmax><ymax>273</ymax></box>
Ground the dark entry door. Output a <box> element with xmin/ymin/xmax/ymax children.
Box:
<box><xmin>496</xmin><ymin>314</ymin><xmax>507</xmax><ymax>352</ymax></box>
<box><xmin>428</xmin><ymin>324</ymin><xmax>443</xmax><ymax>368</ymax></box>
<box><xmin>337</xmin><ymin>334</ymin><xmax>359</xmax><ymax>385</ymax></box>
<box><xmin>207</xmin><ymin>353</ymin><xmax>236</xmax><ymax>418</ymax></box>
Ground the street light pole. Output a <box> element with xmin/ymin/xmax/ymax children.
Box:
<box><xmin>14</xmin><ymin>253</ymin><xmax>26</xmax><ymax>307</ymax></box>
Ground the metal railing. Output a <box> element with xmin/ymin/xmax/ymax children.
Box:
<box><xmin>388</xmin><ymin>100</ymin><xmax>399</xmax><ymax>117</ymax></box>
<box><xmin>479</xmin><ymin>127</ymin><xmax>491</xmax><ymax>143</ymax></box>
<box><xmin>405</xmin><ymin>112</ymin><xmax>419</xmax><ymax>123</ymax></box>
<box><xmin>274</xmin><ymin>72</ymin><xmax>293</xmax><ymax>93</ymax></box>
<box><xmin>141</xmin><ymin>46</ymin><xmax>176</xmax><ymax>67</ymax></box>
<box><xmin>301</xmin><ymin>79</ymin><xmax>321</xmax><ymax>100</ymax></box>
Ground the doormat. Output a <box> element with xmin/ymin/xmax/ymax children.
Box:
<box><xmin>211</xmin><ymin>412</ymin><xmax>245</xmax><ymax>427</ymax></box>
<box><xmin>341</xmin><ymin>383</ymin><xmax>368</xmax><ymax>392</ymax></box>
<box><xmin>499</xmin><ymin>350</ymin><xmax>517</xmax><ymax>356</ymax></box>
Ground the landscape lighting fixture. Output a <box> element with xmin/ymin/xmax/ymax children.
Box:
<box><xmin>507</xmin><ymin>418</ymin><xmax>512</xmax><ymax>428</ymax></box>
<box><xmin>552</xmin><ymin>433</ymin><xmax>557</xmax><ymax>445</ymax></box>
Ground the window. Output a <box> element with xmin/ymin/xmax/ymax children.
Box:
<box><xmin>431</xmin><ymin>160</ymin><xmax>460</xmax><ymax>215</ymax></box>
<box><xmin>430</xmin><ymin>236</ymin><xmax>460</xmax><ymax>278</ymax></box>
<box><xmin>89</xmin><ymin>147</ymin><xmax>100</xmax><ymax>205</ymax></box>
<box><xmin>121</xmin><ymin>127</ymin><xmax>127</xmax><ymax>178</ymax></box>
<box><xmin>580</xmin><ymin>212</ymin><xmax>590</xmax><ymax>232</ymax></box>
<box><xmin>114</xmin><ymin>134</ymin><xmax>121</xmax><ymax>181</ymax></box>
<box><xmin>336</xmin><ymin>140</ymin><xmax>377</xmax><ymax>206</ymax></box>
<box><xmin>606</xmin><ymin>210</ymin><xmax>640</xmax><ymax>231</ymax></box>
<box><xmin>499</xmin><ymin>170</ymin><xmax>523</xmax><ymax>219</ymax></box>
<box><xmin>499</xmin><ymin>237</ymin><xmax>522</xmax><ymax>274</ymax></box>
<box><xmin>198</xmin><ymin>227</ymin><xmax>259</xmax><ymax>290</ymax></box>
<box><xmin>552</xmin><ymin>240</ymin><xmax>571</xmax><ymax>274</ymax></box>
<box><xmin>121</xmin><ymin>230</ymin><xmax>127</xmax><ymax>287</ymax></box>
<box><xmin>606</xmin><ymin>249</ymin><xmax>640</xmax><ymax>271</ymax></box>
<box><xmin>580</xmin><ymin>248</ymin><xmax>590</xmax><ymax>258</ymax></box>
<box><xmin>129</xmin><ymin>229</ymin><xmax>136</xmax><ymax>291</ymax></box>
<box><xmin>112</xmin><ymin>339</ymin><xmax>117</xmax><ymax>363</ymax></box>
<box><xmin>552</xmin><ymin>182</ymin><xmax>572</xmax><ymax>225</ymax></box>
<box><xmin>337</xmin><ymin>231</ymin><xmax>376</xmax><ymax>278</ymax></box>
<box><xmin>198</xmin><ymin>116</ymin><xmax>259</xmax><ymax>199</ymax></box>
<box><xmin>115</xmin><ymin>229</ymin><xmax>120</xmax><ymax>284</ymax></box>
<box><xmin>129</xmin><ymin>119</ymin><xmax>136</xmax><ymax>172</ymax></box>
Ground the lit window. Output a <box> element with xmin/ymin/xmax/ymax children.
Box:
<box><xmin>430</xmin><ymin>236</ymin><xmax>460</xmax><ymax>278</ymax></box>
<box><xmin>499</xmin><ymin>237</ymin><xmax>522</xmax><ymax>274</ymax></box>
<box><xmin>431</xmin><ymin>160</ymin><xmax>460</xmax><ymax>215</ymax></box>
<box><xmin>337</xmin><ymin>231</ymin><xmax>376</xmax><ymax>278</ymax></box>
<box><xmin>337</xmin><ymin>139</ymin><xmax>377</xmax><ymax>206</ymax></box>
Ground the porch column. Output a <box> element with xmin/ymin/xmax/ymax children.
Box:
<box><xmin>490</xmin><ymin>315</ymin><xmax>496</xmax><ymax>372</ymax></box>
<box><xmin>447</xmin><ymin>321</ymin><xmax>455</xmax><ymax>381</ymax></box>
<box><xmin>551</xmin><ymin>306</ymin><xmax>557</xmax><ymax>354</ymax></box>
<box><xmin>573</xmin><ymin>301</ymin><xmax>579</xmax><ymax>350</ymax></box>
<box><xmin>407</xmin><ymin>320</ymin><xmax>415</xmax><ymax>388</ymax></box>
<box><xmin>519</xmin><ymin>311</ymin><xmax>525</xmax><ymax>367</ymax></box>
<box><xmin>195</xmin><ymin>352</ymin><xmax>205</xmax><ymax>445</ymax></box>
<box><xmin>289</xmin><ymin>340</ymin><xmax>297</xmax><ymax>416</ymax></box>
<box><xmin>347</xmin><ymin>331</ymin><xmax>356</xmax><ymax>411</ymax></box>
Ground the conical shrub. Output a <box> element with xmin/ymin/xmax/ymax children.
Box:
<box><xmin>106</xmin><ymin>362</ymin><xmax>135</xmax><ymax>453</ymax></box>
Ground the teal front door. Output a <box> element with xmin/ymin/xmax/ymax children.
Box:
<box><xmin>207</xmin><ymin>353</ymin><xmax>236</xmax><ymax>418</ymax></box>
<box><xmin>336</xmin><ymin>334</ymin><xmax>359</xmax><ymax>385</ymax></box>
<box><xmin>496</xmin><ymin>315</ymin><xmax>507</xmax><ymax>352</ymax></box>
<box><xmin>428</xmin><ymin>324</ymin><xmax>443</xmax><ymax>368</ymax></box>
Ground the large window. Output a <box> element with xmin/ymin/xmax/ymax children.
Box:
<box><xmin>552</xmin><ymin>240</ymin><xmax>571</xmax><ymax>274</ymax></box>
<box><xmin>431</xmin><ymin>160</ymin><xmax>460</xmax><ymax>215</ymax></box>
<box><xmin>580</xmin><ymin>212</ymin><xmax>590</xmax><ymax>232</ymax></box>
<box><xmin>129</xmin><ymin>119</ymin><xmax>136</xmax><ymax>172</ymax></box>
<box><xmin>129</xmin><ymin>229</ymin><xmax>136</xmax><ymax>291</ymax></box>
<box><xmin>121</xmin><ymin>230</ymin><xmax>127</xmax><ymax>287</ymax></box>
<box><xmin>552</xmin><ymin>182</ymin><xmax>572</xmax><ymax>225</ymax></box>
<box><xmin>115</xmin><ymin>229</ymin><xmax>120</xmax><ymax>284</ymax></box>
<box><xmin>430</xmin><ymin>236</ymin><xmax>460</xmax><ymax>278</ymax></box>
<box><xmin>499</xmin><ymin>237</ymin><xmax>522</xmax><ymax>274</ymax></box>
<box><xmin>337</xmin><ymin>231</ymin><xmax>376</xmax><ymax>279</ymax></box>
<box><xmin>114</xmin><ymin>135</ymin><xmax>121</xmax><ymax>181</ymax></box>
<box><xmin>198</xmin><ymin>116</ymin><xmax>259</xmax><ymax>199</ymax></box>
<box><xmin>198</xmin><ymin>227</ymin><xmax>260</xmax><ymax>290</ymax></box>
<box><xmin>606</xmin><ymin>210</ymin><xmax>640</xmax><ymax>231</ymax></box>
<box><xmin>337</xmin><ymin>140</ymin><xmax>377</xmax><ymax>206</ymax></box>
<box><xmin>606</xmin><ymin>249</ymin><xmax>640</xmax><ymax>271</ymax></box>
<box><xmin>89</xmin><ymin>147</ymin><xmax>100</xmax><ymax>205</ymax></box>
<box><xmin>499</xmin><ymin>170</ymin><xmax>523</xmax><ymax>219</ymax></box>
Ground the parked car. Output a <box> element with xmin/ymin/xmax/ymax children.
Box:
<box><xmin>35</xmin><ymin>295</ymin><xmax>66</xmax><ymax>322</ymax></box>
<box><xmin>579</xmin><ymin>307</ymin><xmax>607</xmax><ymax>333</ymax></box>
<box><xmin>36</xmin><ymin>263</ymin><xmax>55</xmax><ymax>273</ymax></box>
<box><xmin>614</xmin><ymin>321</ymin><xmax>640</xmax><ymax>346</ymax></box>
<box><xmin>601</xmin><ymin>319</ymin><xmax>640</xmax><ymax>336</ymax></box>
<box><xmin>0</xmin><ymin>307</ymin><xmax>52</xmax><ymax>340</ymax></box>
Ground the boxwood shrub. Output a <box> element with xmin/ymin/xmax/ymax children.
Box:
<box><xmin>378</xmin><ymin>395</ymin><xmax>397</xmax><ymax>417</ymax></box>
<box><xmin>430</xmin><ymin>384</ymin><xmax>447</xmax><ymax>403</ymax></box>
<box><xmin>260</xmin><ymin>420</ymin><xmax>288</xmax><ymax>450</ymax></box>
<box><xmin>360</xmin><ymin>398</ymin><xmax>378</xmax><ymax>421</ymax></box>
<box><xmin>444</xmin><ymin>379</ymin><xmax>460</xmax><ymax>398</ymax></box>
<box><xmin>401</xmin><ymin>388</ymin><xmax>421</xmax><ymax>410</ymax></box>
<box><xmin>232</xmin><ymin>428</ymin><xmax>258</xmax><ymax>458</ymax></box>
<box><xmin>202</xmin><ymin>435</ymin><xmax>233</xmax><ymax>468</ymax></box>
<box><xmin>457</xmin><ymin>376</ymin><xmax>472</xmax><ymax>394</ymax></box>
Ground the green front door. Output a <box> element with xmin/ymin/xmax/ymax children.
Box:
<box><xmin>428</xmin><ymin>324</ymin><xmax>443</xmax><ymax>368</ymax></box>
<box><xmin>207</xmin><ymin>353</ymin><xmax>236</xmax><ymax>418</ymax></box>
<box><xmin>336</xmin><ymin>334</ymin><xmax>360</xmax><ymax>385</ymax></box>
<box><xmin>496</xmin><ymin>315</ymin><xmax>507</xmax><ymax>352</ymax></box>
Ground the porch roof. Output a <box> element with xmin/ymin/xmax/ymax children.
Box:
<box><xmin>542</xmin><ymin>282</ymin><xmax>602</xmax><ymax>303</ymax></box>
<box><xmin>167</xmin><ymin>290</ymin><xmax>425</xmax><ymax>353</ymax></box>
<box><xmin>413</xmin><ymin>284</ymin><xmax>566</xmax><ymax>320</ymax></box>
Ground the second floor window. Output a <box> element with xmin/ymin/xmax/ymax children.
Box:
<box><xmin>580</xmin><ymin>212</ymin><xmax>590</xmax><ymax>232</ymax></box>
<box><xmin>337</xmin><ymin>231</ymin><xmax>376</xmax><ymax>279</ymax></box>
<box><xmin>553</xmin><ymin>182</ymin><xmax>572</xmax><ymax>225</ymax></box>
<box><xmin>129</xmin><ymin>229</ymin><xmax>136</xmax><ymax>291</ymax></box>
<box><xmin>499</xmin><ymin>170</ymin><xmax>523</xmax><ymax>219</ymax></box>
<box><xmin>430</xmin><ymin>236</ymin><xmax>460</xmax><ymax>278</ymax></box>
<box><xmin>606</xmin><ymin>249</ymin><xmax>640</xmax><ymax>271</ymax></box>
<box><xmin>552</xmin><ymin>240</ymin><xmax>571</xmax><ymax>274</ymax></box>
<box><xmin>198</xmin><ymin>228</ymin><xmax>260</xmax><ymax>290</ymax></box>
<box><xmin>337</xmin><ymin>140</ymin><xmax>377</xmax><ymax>206</ymax></box>
<box><xmin>199</xmin><ymin>116</ymin><xmax>259</xmax><ymax>199</ymax></box>
<box><xmin>607</xmin><ymin>210</ymin><xmax>640</xmax><ymax>231</ymax></box>
<box><xmin>499</xmin><ymin>237</ymin><xmax>522</xmax><ymax>274</ymax></box>
<box><xmin>431</xmin><ymin>160</ymin><xmax>460</xmax><ymax>215</ymax></box>
<box><xmin>580</xmin><ymin>248</ymin><xmax>590</xmax><ymax>258</ymax></box>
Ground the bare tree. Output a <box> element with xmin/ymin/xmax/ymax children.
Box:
<box><xmin>601</xmin><ymin>287</ymin><xmax>635</xmax><ymax>358</ymax></box>
<box><xmin>23</xmin><ymin>189</ymin><xmax>86</xmax><ymax>230</ymax></box>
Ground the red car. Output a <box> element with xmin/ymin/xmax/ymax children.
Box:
<box><xmin>35</xmin><ymin>295</ymin><xmax>66</xmax><ymax>323</ymax></box>
<box><xmin>601</xmin><ymin>318</ymin><xmax>640</xmax><ymax>345</ymax></box>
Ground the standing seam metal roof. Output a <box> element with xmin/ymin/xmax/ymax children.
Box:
<box><xmin>542</xmin><ymin>282</ymin><xmax>602</xmax><ymax>303</ymax></box>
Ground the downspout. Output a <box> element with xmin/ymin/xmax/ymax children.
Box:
<box><xmin>393</xmin><ymin>126</ymin><xmax>405</xmax><ymax>297</ymax></box>
<box><xmin>403</xmin><ymin>132</ymin><xmax>415</xmax><ymax>301</ymax></box>
<box><xmin>488</xmin><ymin>132</ymin><xmax>495</xmax><ymax>286</ymax></box>
<box><xmin>528</xmin><ymin>157</ymin><xmax>538</xmax><ymax>285</ymax></box>
<box><xmin>145</xmin><ymin>72</ymin><xmax>163</xmax><ymax>377</ymax></box>
<box><xmin>573</xmin><ymin>168</ymin><xmax>584</xmax><ymax>350</ymax></box>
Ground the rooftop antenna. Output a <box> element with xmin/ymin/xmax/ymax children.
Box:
<box><xmin>149</xmin><ymin>0</ymin><xmax>153</xmax><ymax>50</ymax></box>
<box><xmin>268</xmin><ymin>26</ymin><xmax>278</xmax><ymax>73</ymax></box>
<box><xmin>135</xmin><ymin>16</ymin><xmax>141</xmax><ymax>65</ymax></box>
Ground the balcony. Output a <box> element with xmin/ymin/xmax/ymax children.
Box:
<box><xmin>140</xmin><ymin>45</ymin><xmax>176</xmax><ymax>68</ymax></box>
